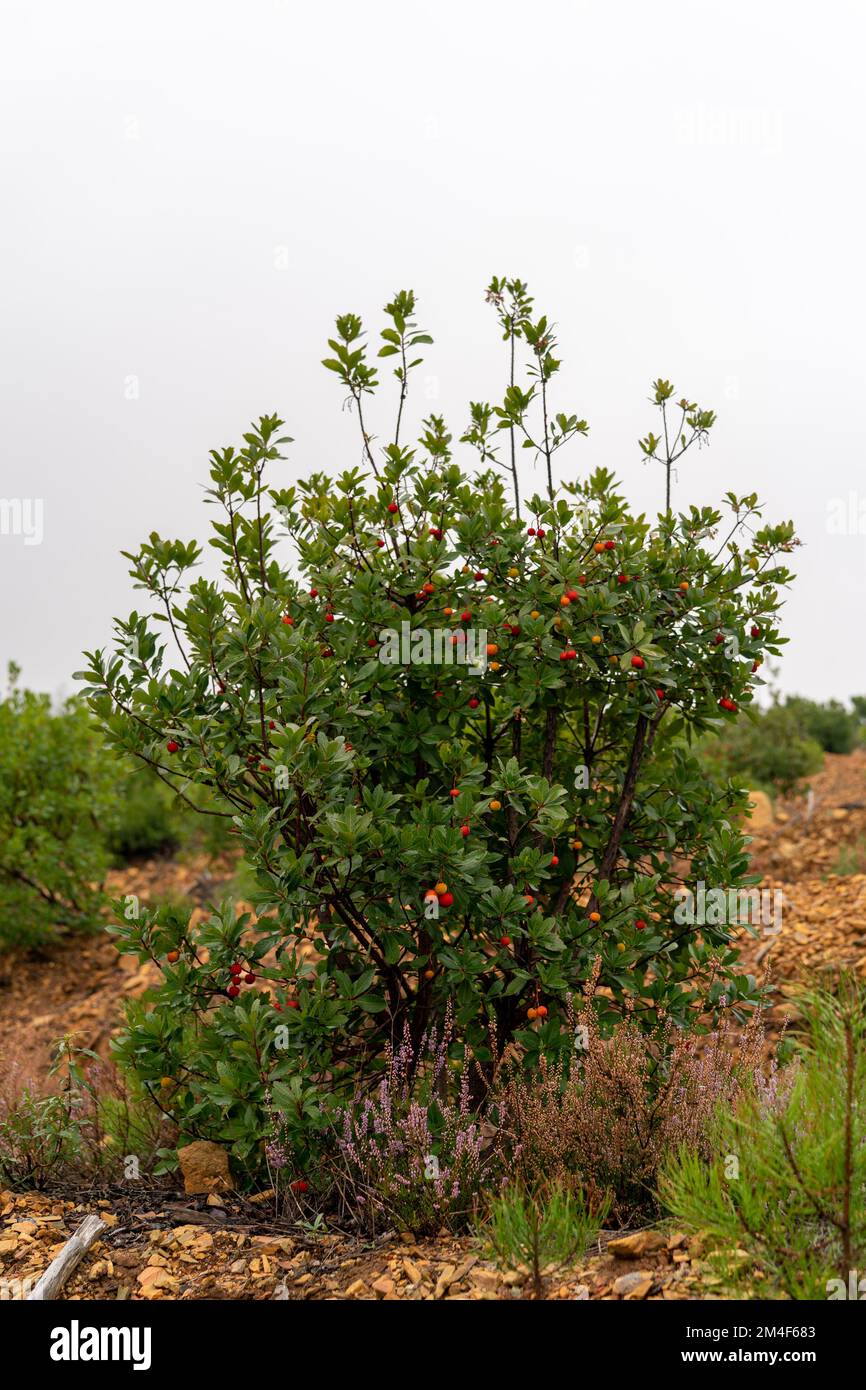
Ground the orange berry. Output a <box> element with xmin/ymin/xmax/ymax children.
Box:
<box><xmin>591</xmin><ymin>634</ymin><xmax>602</xmax><ymax>645</ymax></box>
<box><xmin>166</xmin><ymin>950</ymin><xmax>179</xmax><ymax>964</ymax></box>
<box><xmin>527</xmin><ymin>1007</ymin><xmax>537</xmax><ymax>1020</ymax></box>
<box><xmin>589</xmin><ymin>911</ymin><xmax>601</xmax><ymax>923</ymax></box>
<box><xmin>434</xmin><ymin>881</ymin><xmax>448</xmax><ymax>895</ymax></box>
<box><xmin>489</xmin><ymin>799</ymin><xmax>502</xmax><ymax>811</ymax></box>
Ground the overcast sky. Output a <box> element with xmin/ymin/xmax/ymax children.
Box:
<box><xmin>1</xmin><ymin>0</ymin><xmax>864</xmax><ymax>704</ymax></box>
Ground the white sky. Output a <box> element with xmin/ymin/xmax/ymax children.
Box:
<box><xmin>1</xmin><ymin>0</ymin><xmax>864</xmax><ymax>703</ymax></box>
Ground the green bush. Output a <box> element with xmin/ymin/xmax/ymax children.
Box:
<box><xmin>107</xmin><ymin>767</ymin><xmax>184</xmax><ymax>860</ymax></box>
<box><xmin>79</xmin><ymin>278</ymin><xmax>798</xmax><ymax>1165</ymax></box>
<box><xmin>785</xmin><ymin>696</ymin><xmax>859</xmax><ymax>755</ymax></box>
<box><xmin>660</xmin><ymin>982</ymin><xmax>866</xmax><ymax>1300</ymax></box>
<box><xmin>697</xmin><ymin>702</ymin><xmax>823</xmax><ymax>797</ymax></box>
<box><xmin>0</xmin><ymin>667</ymin><xmax>117</xmax><ymax>947</ymax></box>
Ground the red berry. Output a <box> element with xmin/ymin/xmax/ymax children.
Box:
<box><xmin>617</xmin><ymin>574</ymin><xmax>629</xmax><ymax>585</ymax></box>
<box><xmin>367</xmin><ymin>636</ymin><xmax>377</xmax><ymax>647</ymax></box>
<box><xmin>751</xmin><ymin>624</ymin><xmax>761</xmax><ymax>638</ymax></box>
<box><xmin>376</xmin><ymin>539</ymin><xmax>385</xmax><ymax>548</ymax></box>
<box><xmin>460</xmin><ymin>824</ymin><xmax>470</xmax><ymax>838</ymax></box>
<box><xmin>604</xmin><ymin>539</ymin><xmax>615</xmax><ymax>550</ymax></box>
<box><xmin>635</xmin><ymin>918</ymin><xmax>648</xmax><ymax>930</ymax></box>
<box><xmin>527</xmin><ymin>527</ymin><xmax>536</xmax><ymax>536</ymax></box>
<box><xmin>461</xmin><ymin>610</ymin><xmax>472</xmax><ymax>622</ymax></box>
<box><xmin>244</xmin><ymin>972</ymin><xmax>255</xmax><ymax>984</ymax></box>
<box><xmin>536</xmin><ymin>1004</ymin><xmax>548</xmax><ymax>1018</ymax></box>
<box><xmin>290</xmin><ymin>1179</ymin><xmax>309</xmax><ymax>1194</ymax></box>
<box><xmin>578</xmin><ymin>574</ymin><xmax>587</xmax><ymax>585</ymax></box>
<box><xmin>438</xmin><ymin>891</ymin><xmax>454</xmax><ymax>907</ymax></box>
<box><xmin>714</xmin><ymin>632</ymin><xmax>724</xmax><ymax>645</ymax></box>
<box><xmin>166</xmin><ymin>740</ymin><xmax>179</xmax><ymax>753</ymax></box>
<box><xmin>387</xmin><ymin>502</ymin><xmax>399</xmax><ymax>514</ymax></box>
<box><xmin>309</xmin><ymin>588</ymin><xmax>318</xmax><ymax>597</ymax></box>
<box><xmin>655</xmin><ymin>688</ymin><xmax>665</xmax><ymax>699</ymax></box>
<box><xmin>468</xmin><ymin>697</ymin><xmax>480</xmax><ymax>709</ymax></box>
<box><xmin>286</xmin><ymin>999</ymin><xmax>299</xmax><ymax>1010</ymax></box>
<box><xmin>566</xmin><ymin>589</ymin><xmax>579</xmax><ymax>601</ymax></box>
<box><xmin>269</xmin><ymin>720</ymin><xmax>276</xmax><ymax>729</ymax></box>
<box><xmin>474</xmin><ymin>571</ymin><xmax>484</xmax><ymax>581</ymax></box>
<box><xmin>550</xmin><ymin>854</ymin><xmax>559</xmax><ymax>867</ymax></box>
<box><xmin>227</xmin><ymin>985</ymin><xmax>241</xmax><ymax>998</ymax></box>
<box><xmin>536</xmin><ymin>528</ymin><xmax>546</xmax><ymax>538</ymax></box>
<box><xmin>449</xmin><ymin>788</ymin><xmax>460</xmax><ymax>797</ymax></box>
<box><xmin>500</xmin><ymin>935</ymin><xmax>511</xmax><ymax>947</ymax></box>
<box><xmin>630</xmin><ymin>655</ymin><xmax>645</xmax><ymax>669</ymax></box>
<box><xmin>282</xmin><ymin>614</ymin><xmax>294</xmax><ymax>625</ymax></box>
<box><xmin>325</xmin><ymin>612</ymin><xmax>334</xmax><ymax>623</ymax></box>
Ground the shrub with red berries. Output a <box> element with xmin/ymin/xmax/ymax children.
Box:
<box><xmin>80</xmin><ymin>278</ymin><xmax>799</xmax><ymax>1160</ymax></box>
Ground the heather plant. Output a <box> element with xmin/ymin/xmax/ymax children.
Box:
<box><xmin>479</xmin><ymin>1177</ymin><xmax>608</xmax><ymax>1299</ymax></box>
<box><xmin>660</xmin><ymin>981</ymin><xmax>866</xmax><ymax>1300</ymax></box>
<box><xmin>78</xmin><ymin>277</ymin><xmax>798</xmax><ymax>1156</ymax></box>
<box><xmin>331</xmin><ymin>1007</ymin><xmax>506</xmax><ymax>1234</ymax></box>
<box><xmin>497</xmin><ymin>960</ymin><xmax>784</xmax><ymax>1222</ymax></box>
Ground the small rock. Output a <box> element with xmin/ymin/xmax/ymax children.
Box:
<box><xmin>612</xmin><ymin>1270</ymin><xmax>654</xmax><ymax>1299</ymax></box>
<box><xmin>607</xmin><ymin>1230</ymin><xmax>667</xmax><ymax>1259</ymax></box>
<box><xmin>177</xmin><ymin>1140</ymin><xmax>233</xmax><ymax>1195</ymax></box>
<box><xmin>372</xmin><ymin>1275</ymin><xmax>396</xmax><ymax>1298</ymax></box>
<box><xmin>345</xmin><ymin>1278</ymin><xmax>367</xmax><ymax>1297</ymax></box>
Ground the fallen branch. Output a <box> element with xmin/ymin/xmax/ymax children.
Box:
<box><xmin>26</xmin><ymin>1214</ymin><xmax>107</xmax><ymax>1300</ymax></box>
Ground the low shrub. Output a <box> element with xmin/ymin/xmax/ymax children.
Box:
<box><xmin>696</xmin><ymin>702</ymin><xmax>823</xmax><ymax>797</ymax></box>
<box><xmin>107</xmin><ymin>768</ymin><xmax>184</xmax><ymax>860</ymax></box>
<box><xmin>497</xmin><ymin>961</ymin><xmax>780</xmax><ymax>1223</ymax></box>
<box><xmin>0</xmin><ymin>667</ymin><xmax>117</xmax><ymax>947</ymax></box>
<box><xmin>659</xmin><ymin>981</ymin><xmax>865</xmax><ymax>1300</ymax></box>
<box><xmin>479</xmin><ymin>1178</ymin><xmax>608</xmax><ymax>1298</ymax></box>
<box><xmin>0</xmin><ymin>1040</ymin><xmax>168</xmax><ymax>1190</ymax></box>
<box><xmin>786</xmin><ymin>696</ymin><xmax>860</xmax><ymax>755</ymax></box>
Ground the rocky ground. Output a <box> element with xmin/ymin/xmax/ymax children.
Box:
<box><xmin>2</xmin><ymin>751</ymin><xmax>864</xmax><ymax>1301</ymax></box>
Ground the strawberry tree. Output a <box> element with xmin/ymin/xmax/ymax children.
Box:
<box><xmin>79</xmin><ymin>278</ymin><xmax>798</xmax><ymax>1155</ymax></box>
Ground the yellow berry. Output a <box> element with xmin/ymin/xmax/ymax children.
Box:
<box><xmin>617</xmin><ymin>942</ymin><xmax>626</xmax><ymax>953</ymax></box>
<box><xmin>489</xmin><ymin>799</ymin><xmax>502</xmax><ymax>811</ymax></box>
<box><xmin>160</xmin><ymin>1076</ymin><xmax>173</xmax><ymax>1089</ymax></box>
<box><xmin>591</xmin><ymin>634</ymin><xmax>602</xmax><ymax>645</ymax></box>
<box><xmin>530</xmin><ymin>609</ymin><xmax>540</xmax><ymax>619</ymax></box>
<box><xmin>508</xmin><ymin>566</ymin><xmax>519</xmax><ymax>578</ymax></box>
<box><xmin>435</xmin><ymin>881</ymin><xmax>447</xmax><ymax>895</ymax></box>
